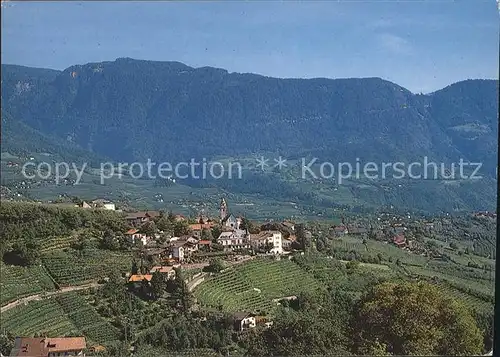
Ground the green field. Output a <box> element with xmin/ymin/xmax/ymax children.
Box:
<box><xmin>194</xmin><ymin>257</ymin><xmax>323</xmax><ymax>314</ymax></box>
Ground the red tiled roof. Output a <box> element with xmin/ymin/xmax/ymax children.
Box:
<box><xmin>128</xmin><ymin>274</ymin><xmax>153</xmax><ymax>282</ymax></box>
<box><xmin>126</xmin><ymin>228</ymin><xmax>139</xmax><ymax>235</ymax></box>
<box><xmin>393</xmin><ymin>234</ymin><xmax>406</xmax><ymax>245</ymax></box>
<box><xmin>10</xmin><ymin>337</ymin><xmax>86</xmax><ymax>357</ymax></box>
<box><xmin>45</xmin><ymin>337</ymin><xmax>86</xmax><ymax>352</ymax></box>
<box><xmin>198</xmin><ymin>240</ymin><xmax>212</xmax><ymax>245</ymax></box>
<box><xmin>150</xmin><ymin>266</ymin><xmax>175</xmax><ymax>273</ymax></box>
<box><xmin>189</xmin><ymin>223</ymin><xmax>214</xmax><ymax>231</ymax></box>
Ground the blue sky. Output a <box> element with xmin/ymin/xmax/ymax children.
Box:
<box><xmin>2</xmin><ymin>1</ymin><xmax>498</xmax><ymax>93</ymax></box>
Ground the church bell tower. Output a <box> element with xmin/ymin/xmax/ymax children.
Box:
<box><xmin>220</xmin><ymin>198</ymin><xmax>228</xmax><ymax>220</ymax></box>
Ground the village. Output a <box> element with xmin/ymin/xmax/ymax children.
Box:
<box><xmin>52</xmin><ymin>196</ymin><xmax>498</xmax><ymax>273</ymax></box>
<box><xmin>3</xmin><ymin>197</ymin><xmax>496</xmax><ymax>357</ymax></box>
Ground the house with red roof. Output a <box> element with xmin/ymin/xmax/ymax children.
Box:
<box><xmin>393</xmin><ymin>234</ymin><xmax>406</xmax><ymax>248</ymax></box>
<box><xmin>125</xmin><ymin>228</ymin><xmax>148</xmax><ymax>246</ymax></box>
<box><xmin>9</xmin><ymin>337</ymin><xmax>86</xmax><ymax>357</ymax></box>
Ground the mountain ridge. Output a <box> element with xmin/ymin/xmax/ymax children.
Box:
<box><xmin>1</xmin><ymin>58</ymin><xmax>497</xmax><ymax>213</ymax></box>
<box><xmin>1</xmin><ymin>59</ymin><xmax>497</xmax><ymax>166</ymax></box>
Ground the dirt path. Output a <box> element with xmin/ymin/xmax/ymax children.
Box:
<box><xmin>1</xmin><ymin>282</ymin><xmax>101</xmax><ymax>313</ymax></box>
<box><xmin>187</xmin><ymin>273</ymin><xmax>207</xmax><ymax>292</ymax></box>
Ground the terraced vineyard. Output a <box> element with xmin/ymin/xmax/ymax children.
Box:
<box><xmin>42</xmin><ymin>249</ymin><xmax>133</xmax><ymax>286</ymax></box>
<box><xmin>0</xmin><ymin>292</ymin><xmax>121</xmax><ymax>345</ymax></box>
<box><xmin>56</xmin><ymin>292</ymin><xmax>121</xmax><ymax>344</ymax></box>
<box><xmin>40</xmin><ymin>235</ymin><xmax>78</xmax><ymax>252</ymax></box>
<box><xmin>0</xmin><ymin>263</ymin><xmax>56</xmax><ymax>305</ymax></box>
<box><xmin>437</xmin><ymin>284</ymin><xmax>494</xmax><ymax>313</ymax></box>
<box><xmin>0</xmin><ymin>299</ymin><xmax>79</xmax><ymax>337</ymax></box>
<box><xmin>194</xmin><ymin>258</ymin><xmax>322</xmax><ymax>314</ymax></box>
<box><xmin>405</xmin><ymin>265</ymin><xmax>495</xmax><ymax>297</ymax></box>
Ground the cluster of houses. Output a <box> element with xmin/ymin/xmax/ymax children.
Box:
<box><xmin>473</xmin><ymin>211</ymin><xmax>497</xmax><ymax>219</ymax></box>
<box><xmin>330</xmin><ymin>219</ymin><xmax>413</xmax><ymax>250</ymax></box>
<box><xmin>122</xmin><ymin>199</ymin><xmax>297</xmax><ymax>262</ymax></box>
<box><xmin>123</xmin><ymin>199</ymin><xmax>300</xmax><ymax>286</ymax></box>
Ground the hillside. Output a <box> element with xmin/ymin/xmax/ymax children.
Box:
<box><xmin>1</xmin><ymin>110</ymin><xmax>108</xmax><ymax>165</ymax></box>
<box><xmin>1</xmin><ymin>59</ymin><xmax>497</xmax><ymax>166</ymax></box>
<box><xmin>1</xmin><ymin>59</ymin><xmax>497</xmax><ymax>214</ymax></box>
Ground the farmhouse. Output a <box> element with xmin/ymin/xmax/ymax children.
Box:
<box><xmin>332</xmin><ymin>225</ymin><xmax>348</xmax><ymax>237</ymax></box>
<box><xmin>125</xmin><ymin>211</ymin><xmax>160</xmax><ymax>226</ymax></box>
<box><xmin>150</xmin><ymin>265</ymin><xmax>178</xmax><ymax>279</ymax></box>
<box><xmin>125</xmin><ymin>229</ymin><xmax>148</xmax><ymax>246</ymax></box>
<box><xmin>232</xmin><ymin>312</ymin><xmax>256</xmax><ymax>332</ymax></box>
<box><xmin>91</xmin><ymin>198</ymin><xmax>116</xmax><ymax>210</ymax></box>
<box><xmin>169</xmin><ymin>238</ymin><xmax>198</xmax><ymax>262</ymax></box>
<box><xmin>348</xmin><ymin>226</ymin><xmax>368</xmax><ymax>236</ymax></box>
<box><xmin>9</xmin><ymin>337</ymin><xmax>86</xmax><ymax>357</ymax></box>
<box><xmin>128</xmin><ymin>274</ymin><xmax>153</xmax><ymax>283</ymax></box>
<box><xmin>198</xmin><ymin>240</ymin><xmax>212</xmax><ymax>251</ymax></box>
<box><xmin>393</xmin><ymin>234</ymin><xmax>406</xmax><ymax>248</ymax></box>
<box><xmin>174</xmin><ymin>214</ymin><xmax>186</xmax><ymax>222</ymax></box>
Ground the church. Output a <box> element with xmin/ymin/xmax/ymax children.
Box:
<box><xmin>219</xmin><ymin>197</ymin><xmax>242</xmax><ymax>230</ymax></box>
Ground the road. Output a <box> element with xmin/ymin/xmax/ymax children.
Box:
<box><xmin>1</xmin><ymin>283</ymin><xmax>101</xmax><ymax>313</ymax></box>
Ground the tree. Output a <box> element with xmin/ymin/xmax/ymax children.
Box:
<box><xmin>10</xmin><ymin>239</ymin><xmax>40</xmax><ymax>266</ymax></box>
<box><xmin>295</xmin><ymin>223</ymin><xmax>310</xmax><ymax>251</ymax></box>
<box><xmin>346</xmin><ymin>260</ymin><xmax>360</xmax><ymax>270</ymax></box>
<box><xmin>150</xmin><ymin>271</ymin><xmax>165</xmax><ymax>300</ymax></box>
<box><xmin>72</xmin><ymin>232</ymin><xmax>91</xmax><ymax>251</ymax></box>
<box><xmin>241</xmin><ymin>218</ymin><xmax>259</xmax><ymax>234</ymax></box>
<box><xmin>101</xmin><ymin>230</ymin><xmax>120</xmax><ymax>251</ymax></box>
<box><xmin>200</xmin><ymin>228</ymin><xmax>213</xmax><ymax>241</ymax></box>
<box><xmin>174</xmin><ymin>221</ymin><xmax>190</xmax><ymax>237</ymax></box>
<box><xmin>352</xmin><ymin>281</ymin><xmax>483</xmax><ymax>356</ymax></box>
<box><xmin>0</xmin><ymin>333</ymin><xmax>14</xmax><ymax>356</ymax></box>
<box><xmin>171</xmin><ymin>268</ymin><xmax>194</xmax><ymax>313</ymax></box>
<box><xmin>207</xmin><ymin>258</ymin><xmax>225</xmax><ymax>273</ymax></box>
<box><xmin>140</xmin><ymin>221</ymin><xmax>157</xmax><ymax>237</ymax></box>
<box><xmin>131</xmin><ymin>259</ymin><xmax>139</xmax><ymax>275</ymax></box>
<box><xmin>155</xmin><ymin>215</ymin><xmax>174</xmax><ymax>234</ymax></box>
<box><xmin>211</xmin><ymin>226</ymin><xmax>222</xmax><ymax>242</ymax></box>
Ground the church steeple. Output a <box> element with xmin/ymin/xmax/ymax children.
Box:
<box><xmin>220</xmin><ymin>198</ymin><xmax>228</xmax><ymax>220</ymax></box>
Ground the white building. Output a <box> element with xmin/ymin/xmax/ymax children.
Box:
<box><xmin>217</xmin><ymin>229</ymin><xmax>250</xmax><ymax>251</ymax></box>
<box><xmin>172</xmin><ymin>244</ymin><xmax>185</xmax><ymax>262</ymax></box>
<box><xmin>102</xmin><ymin>202</ymin><xmax>116</xmax><ymax>210</ymax></box>
<box><xmin>125</xmin><ymin>229</ymin><xmax>148</xmax><ymax>246</ymax></box>
<box><xmin>233</xmin><ymin>312</ymin><xmax>256</xmax><ymax>332</ymax></box>
<box><xmin>250</xmin><ymin>231</ymin><xmax>283</xmax><ymax>255</ymax></box>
